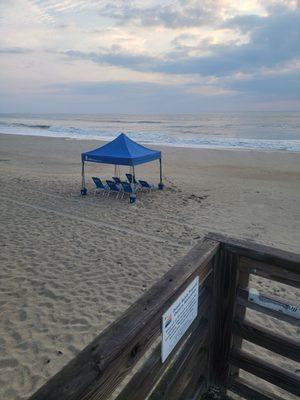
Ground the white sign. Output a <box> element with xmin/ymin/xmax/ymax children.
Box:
<box><xmin>161</xmin><ymin>276</ymin><xmax>199</xmax><ymax>363</ymax></box>
<box><xmin>249</xmin><ymin>288</ymin><xmax>300</xmax><ymax>320</ymax></box>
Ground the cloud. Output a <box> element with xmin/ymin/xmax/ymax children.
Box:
<box><xmin>227</xmin><ymin>70</ymin><xmax>300</xmax><ymax>99</ymax></box>
<box><xmin>63</xmin><ymin>9</ymin><xmax>300</xmax><ymax>79</ymax></box>
<box><xmin>159</xmin><ymin>9</ymin><xmax>300</xmax><ymax>76</ymax></box>
<box><xmin>223</xmin><ymin>14</ymin><xmax>264</xmax><ymax>32</ymax></box>
<box><xmin>30</xmin><ymin>0</ymin><xmax>93</xmax><ymax>15</ymax></box>
<box><xmin>43</xmin><ymin>79</ymin><xmax>240</xmax><ymax>113</ymax></box>
<box><xmin>63</xmin><ymin>49</ymin><xmax>158</xmax><ymax>71</ymax></box>
<box><xmin>0</xmin><ymin>47</ymin><xmax>33</xmax><ymax>54</ymax></box>
<box><xmin>100</xmin><ymin>1</ymin><xmax>222</xmax><ymax>28</ymax></box>
<box><xmin>1</xmin><ymin>0</ymin><xmax>300</xmax><ymax>112</ymax></box>
<box><xmin>49</xmin><ymin>79</ymin><xmax>232</xmax><ymax>97</ymax></box>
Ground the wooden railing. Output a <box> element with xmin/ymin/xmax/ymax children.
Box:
<box><xmin>29</xmin><ymin>235</ymin><xmax>300</xmax><ymax>400</ymax></box>
<box><xmin>208</xmin><ymin>233</ymin><xmax>300</xmax><ymax>400</ymax></box>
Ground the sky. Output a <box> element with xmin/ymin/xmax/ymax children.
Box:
<box><xmin>0</xmin><ymin>0</ymin><xmax>299</xmax><ymax>114</ymax></box>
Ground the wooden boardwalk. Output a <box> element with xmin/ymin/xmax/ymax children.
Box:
<box><xmin>29</xmin><ymin>235</ymin><xmax>300</xmax><ymax>400</ymax></box>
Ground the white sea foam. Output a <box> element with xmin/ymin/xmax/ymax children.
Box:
<box><xmin>1</xmin><ymin>114</ymin><xmax>300</xmax><ymax>152</ymax></box>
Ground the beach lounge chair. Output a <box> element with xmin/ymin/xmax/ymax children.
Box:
<box><xmin>120</xmin><ymin>181</ymin><xmax>134</xmax><ymax>199</ymax></box>
<box><xmin>139</xmin><ymin>180</ymin><xmax>155</xmax><ymax>192</ymax></box>
<box><xmin>106</xmin><ymin>180</ymin><xmax>122</xmax><ymax>198</ymax></box>
<box><xmin>126</xmin><ymin>173</ymin><xmax>139</xmax><ymax>185</ymax></box>
<box><xmin>92</xmin><ymin>177</ymin><xmax>108</xmax><ymax>195</ymax></box>
<box><xmin>112</xmin><ymin>176</ymin><xmax>122</xmax><ymax>185</ymax></box>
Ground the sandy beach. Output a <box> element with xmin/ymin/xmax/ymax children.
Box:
<box><xmin>0</xmin><ymin>133</ymin><xmax>299</xmax><ymax>399</ymax></box>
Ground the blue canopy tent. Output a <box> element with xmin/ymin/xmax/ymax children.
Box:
<box><xmin>81</xmin><ymin>133</ymin><xmax>163</xmax><ymax>197</ymax></box>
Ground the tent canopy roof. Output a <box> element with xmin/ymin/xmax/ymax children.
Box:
<box><xmin>81</xmin><ymin>133</ymin><xmax>161</xmax><ymax>166</ymax></box>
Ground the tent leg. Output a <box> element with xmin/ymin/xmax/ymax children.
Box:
<box><xmin>158</xmin><ymin>158</ymin><xmax>164</xmax><ymax>190</ymax></box>
<box><xmin>81</xmin><ymin>161</ymin><xmax>87</xmax><ymax>195</ymax></box>
<box><xmin>130</xmin><ymin>165</ymin><xmax>137</xmax><ymax>204</ymax></box>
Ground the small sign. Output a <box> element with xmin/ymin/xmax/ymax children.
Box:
<box><xmin>161</xmin><ymin>276</ymin><xmax>199</xmax><ymax>363</ymax></box>
<box><xmin>248</xmin><ymin>288</ymin><xmax>300</xmax><ymax>320</ymax></box>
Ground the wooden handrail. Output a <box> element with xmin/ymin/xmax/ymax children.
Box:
<box><xmin>27</xmin><ymin>235</ymin><xmax>300</xmax><ymax>400</ymax></box>
<box><xmin>239</xmin><ymin>256</ymin><xmax>300</xmax><ymax>288</ymax></box>
<box><xmin>207</xmin><ymin>233</ymin><xmax>300</xmax><ymax>275</ymax></box>
<box><xmin>29</xmin><ymin>238</ymin><xmax>218</xmax><ymax>400</ymax></box>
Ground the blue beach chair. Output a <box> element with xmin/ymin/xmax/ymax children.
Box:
<box><xmin>112</xmin><ymin>176</ymin><xmax>122</xmax><ymax>184</ymax></box>
<box><xmin>92</xmin><ymin>177</ymin><xmax>108</xmax><ymax>195</ymax></box>
<box><xmin>120</xmin><ymin>181</ymin><xmax>134</xmax><ymax>199</ymax></box>
<box><xmin>139</xmin><ymin>180</ymin><xmax>155</xmax><ymax>192</ymax></box>
<box><xmin>106</xmin><ymin>180</ymin><xmax>122</xmax><ymax>198</ymax></box>
<box><xmin>126</xmin><ymin>173</ymin><xmax>141</xmax><ymax>192</ymax></box>
<box><xmin>126</xmin><ymin>173</ymin><xmax>139</xmax><ymax>185</ymax></box>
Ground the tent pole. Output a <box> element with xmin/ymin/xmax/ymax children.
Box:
<box><xmin>81</xmin><ymin>160</ymin><xmax>87</xmax><ymax>195</ymax></box>
<box><xmin>159</xmin><ymin>157</ymin><xmax>164</xmax><ymax>190</ymax></box>
<box><xmin>132</xmin><ymin>165</ymin><xmax>136</xmax><ymax>185</ymax></box>
<box><xmin>131</xmin><ymin>164</ymin><xmax>137</xmax><ymax>204</ymax></box>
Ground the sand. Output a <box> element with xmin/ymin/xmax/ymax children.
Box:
<box><xmin>0</xmin><ymin>133</ymin><xmax>299</xmax><ymax>399</ymax></box>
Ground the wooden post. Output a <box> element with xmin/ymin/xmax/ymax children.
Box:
<box><xmin>208</xmin><ymin>246</ymin><xmax>239</xmax><ymax>393</ymax></box>
<box><xmin>231</xmin><ymin>268</ymin><xmax>249</xmax><ymax>379</ymax></box>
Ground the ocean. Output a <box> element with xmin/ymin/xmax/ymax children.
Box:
<box><xmin>0</xmin><ymin>112</ymin><xmax>300</xmax><ymax>152</ymax></box>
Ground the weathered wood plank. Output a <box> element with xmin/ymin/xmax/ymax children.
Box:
<box><xmin>177</xmin><ymin>376</ymin><xmax>206</xmax><ymax>400</ymax></box>
<box><xmin>207</xmin><ymin>233</ymin><xmax>300</xmax><ymax>278</ymax></box>
<box><xmin>239</xmin><ymin>257</ymin><xmax>300</xmax><ymax>289</ymax></box>
<box><xmin>229</xmin><ymin>348</ymin><xmax>300</xmax><ymax>396</ymax></box>
<box><xmin>231</xmin><ymin>267</ymin><xmax>250</xmax><ymax>379</ymax></box>
<box><xmin>115</xmin><ymin>289</ymin><xmax>211</xmax><ymax>400</ymax></box>
<box><xmin>232</xmin><ymin>319</ymin><xmax>300</xmax><ymax>362</ymax></box>
<box><xmin>237</xmin><ymin>287</ymin><xmax>300</xmax><ymax>327</ymax></box>
<box><xmin>208</xmin><ymin>247</ymin><xmax>239</xmax><ymax>390</ymax></box>
<box><xmin>149</xmin><ymin>349</ymin><xmax>207</xmax><ymax>400</ymax></box>
<box><xmin>148</xmin><ymin>319</ymin><xmax>208</xmax><ymax>400</ymax></box>
<box><xmin>29</xmin><ymin>238</ymin><xmax>218</xmax><ymax>400</ymax></box>
<box><xmin>229</xmin><ymin>376</ymin><xmax>286</xmax><ymax>400</ymax></box>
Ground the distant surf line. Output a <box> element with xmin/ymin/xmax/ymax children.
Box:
<box><xmin>1</xmin><ymin>122</ymin><xmax>300</xmax><ymax>152</ymax></box>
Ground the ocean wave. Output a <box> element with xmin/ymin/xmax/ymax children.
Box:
<box><xmin>48</xmin><ymin>126</ymin><xmax>90</xmax><ymax>135</ymax></box>
<box><xmin>0</xmin><ymin>121</ymin><xmax>300</xmax><ymax>152</ymax></box>
<box><xmin>80</xmin><ymin>119</ymin><xmax>163</xmax><ymax>124</ymax></box>
<box><xmin>0</xmin><ymin>121</ymin><xmax>51</xmax><ymax>129</ymax></box>
<box><xmin>107</xmin><ymin>120</ymin><xmax>162</xmax><ymax>124</ymax></box>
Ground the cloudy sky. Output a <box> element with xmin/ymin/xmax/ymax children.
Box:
<box><xmin>0</xmin><ymin>0</ymin><xmax>299</xmax><ymax>113</ymax></box>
